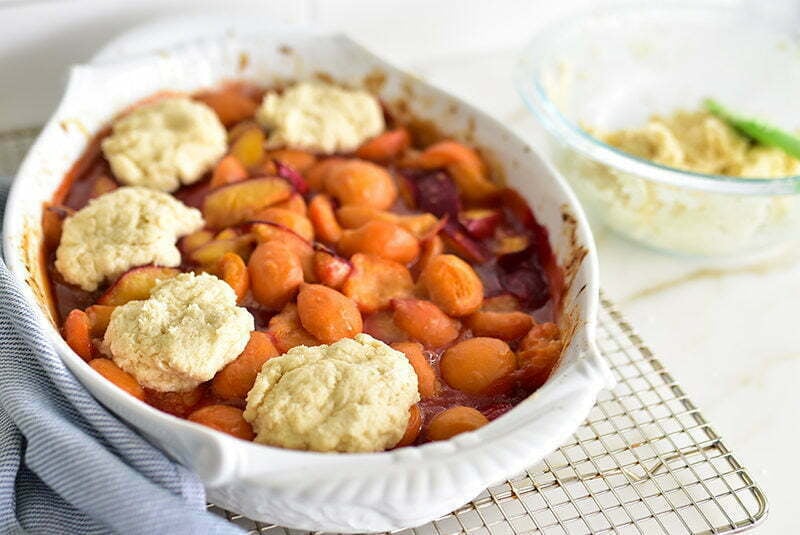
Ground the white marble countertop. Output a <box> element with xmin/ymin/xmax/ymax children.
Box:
<box><xmin>407</xmin><ymin>46</ymin><xmax>799</xmax><ymax>534</ymax></box>
<box><xmin>0</xmin><ymin>7</ymin><xmax>796</xmax><ymax>529</ymax></box>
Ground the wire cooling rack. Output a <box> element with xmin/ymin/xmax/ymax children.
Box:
<box><xmin>1</xmin><ymin>128</ymin><xmax>767</xmax><ymax>535</ymax></box>
<box><xmin>206</xmin><ymin>299</ymin><xmax>767</xmax><ymax>535</ymax></box>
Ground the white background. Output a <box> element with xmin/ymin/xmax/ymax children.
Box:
<box><xmin>1</xmin><ymin>1</ymin><xmax>799</xmax><ymax>533</ymax></box>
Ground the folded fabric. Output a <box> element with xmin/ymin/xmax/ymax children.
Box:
<box><xmin>0</xmin><ymin>184</ymin><xmax>243</xmax><ymax>535</ymax></box>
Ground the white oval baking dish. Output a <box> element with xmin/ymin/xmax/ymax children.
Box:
<box><xmin>3</xmin><ymin>31</ymin><xmax>613</xmax><ymax>532</ymax></box>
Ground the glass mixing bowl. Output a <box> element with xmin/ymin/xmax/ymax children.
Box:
<box><xmin>515</xmin><ymin>3</ymin><xmax>800</xmax><ymax>256</ymax></box>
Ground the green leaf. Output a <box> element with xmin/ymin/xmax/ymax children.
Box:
<box><xmin>703</xmin><ymin>98</ymin><xmax>800</xmax><ymax>160</ymax></box>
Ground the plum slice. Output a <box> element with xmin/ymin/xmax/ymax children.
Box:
<box><xmin>411</xmin><ymin>170</ymin><xmax>462</xmax><ymax>219</ymax></box>
<box><xmin>458</xmin><ymin>209</ymin><xmax>502</xmax><ymax>239</ymax></box>
<box><xmin>98</xmin><ymin>266</ymin><xmax>180</xmax><ymax>306</ymax></box>
<box><xmin>202</xmin><ymin>177</ymin><xmax>292</xmax><ymax>228</ymax></box>
<box><xmin>273</xmin><ymin>160</ymin><xmax>309</xmax><ymax>194</ymax></box>
<box><xmin>495</xmin><ymin>247</ymin><xmax>549</xmax><ymax>310</ymax></box>
<box><xmin>189</xmin><ymin>234</ymin><xmax>256</xmax><ymax>267</ymax></box>
<box><xmin>441</xmin><ymin>220</ymin><xmax>490</xmax><ymax>264</ymax></box>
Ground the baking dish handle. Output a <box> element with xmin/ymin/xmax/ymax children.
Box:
<box><xmin>585</xmin><ymin>340</ymin><xmax>616</xmax><ymax>390</ymax></box>
<box><xmin>147</xmin><ymin>421</ymin><xmax>240</xmax><ymax>488</ymax></box>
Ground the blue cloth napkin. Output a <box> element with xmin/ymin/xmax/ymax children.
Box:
<box><xmin>0</xmin><ymin>184</ymin><xmax>243</xmax><ymax>535</ymax></box>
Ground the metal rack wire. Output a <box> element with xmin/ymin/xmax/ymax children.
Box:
<box><xmin>0</xmin><ymin>128</ymin><xmax>767</xmax><ymax>535</ymax></box>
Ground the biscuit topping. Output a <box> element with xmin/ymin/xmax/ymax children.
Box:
<box><xmin>256</xmin><ymin>81</ymin><xmax>385</xmax><ymax>154</ymax></box>
<box><xmin>244</xmin><ymin>334</ymin><xmax>419</xmax><ymax>452</ymax></box>
<box><xmin>102</xmin><ymin>96</ymin><xmax>227</xmax><ymax>192</ymax></box>
<box><xmin>104</xmin><ymin>272</ymin><xmax>254</xmax><ymax>392</ymax></box>
<box><xmin>55</xmin><ymin>187</ymin><xmax>203</xmax><ymax>291</ymax></box>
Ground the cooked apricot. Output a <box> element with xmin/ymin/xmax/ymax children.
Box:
<box><xmin>248</xmin><ymin>241</ymin><xmax>304</xmax><ymax>310</ymax></box>
<box><xmin>440</xmin><ymin>337</ymin><xmax>516</xmax><ymax>395</ymax></box>
<box><xmin>251</xmin><ymin>223</ymin><xmax>314</xmax><ymax>281</ymax></box>
<box><xmin>85</xmin><ymin>305</ymin><xmax>115</xmax><ymax>338</ymax></box>
<box><xmin>257</xmin><ymin>158</ymin><xmax>278</xmax><ymax>175</ymax></box>
<box><xmin>416</xmin><ymin>141</ymin><xmax>499</xmax><ymax>201</ymax></box>
<box><xmin>90</xmin><ymin>175</ymin><xmax>118</xmax><ymax>198</ymax></box>
<box><xmin>266</xmin><ymin>303</ymin><xmax>319</xmax><ymax>353</ymax></box>
<box><xmin>518</xmin><ymin>340</ymin><xmax>562</xmax><ymax>366</ymax></box>
<box><xmin>356</xmin><ymin>128</ymin><xmax>411</xmax><ymax>162</ymax></box>
<box><xmin>325</xmin><ymin>159</ymin><xmax>397</xmax><ymax>210</ymax></box>
<box><xmin>413</xmin><ymin>235</ymin><xmax>444</xmax><ymax>278</ymax></box>
<box><xmin>338</xmin><ymin>220</ymin><xmax>420</xmax><ymax>264</ymax></box>
<box><xmin>397</xmin><ymin>213</ymin><xmax>441</xmax><ymax>238</ymax></box>
<box><xmin>251</xmin><ymin>207</ymin><xmax>314</xmax><ymax>241</ymax></box>
<box><xmin>336</xmin><ymin>206</ymin><xmax>439</xmax><ymax>239</ymax></box>
<box><xmin>308</xmin><ymin>194</ymin><xmax>342</xmax><ymax>243</ymax></box>
<box><xmin>188</xmin><ymin>405</ymin><xmax>255</xmax><ymax>441</ymax></box>
<box><xmin>392</xmin><ymin>299</ymin><xmax>460</xmax><ymax>348</ymax></box>
<box><xmin>342</xmin><ymin>253</ymin><xmax>414</xmax><ymax>313</ymax></box>
<box><xmin>520</xmin><ymin>322</ymin><xmax>560</xmax><ymax>351</ymax></box>
<box><xmin>391</xmin><ymin>342</ymin><xmax>438</xmax><ymax>399</ymax></box>
<box><xmin>340</xmin><ymin>207</ymin><xmax>394</xmax><ymax>231</ymax></box>
<box><xmin>195</xmin><ymin>90</ymin><xmax>258</xmax><ymax>127</ymax></box>
<box><xmin>64</xmin><ymin>309</ymin><xmax>92</xmax><ymax>361</ymax></box>
<box><xmin>419</xmin><ymin>254</ymin><xmax>483</xmax><ymax>317</ymax></box>
<box><xmin>251</xmin><ymin>221</ymin><xmax>303</xmax><ymax>245</ymax></box>
<box><xmin>210</xmin><ymin>155</ymin><xmax>248</xmax><ymax>189</ymax></box>
<box><xmin>265</xmin><ymin>149</ymin><xmax>317</xmax><ymax>173</ymax></box>
<box><xmin>215</xmin><ymin>228</ymin><xmax>238</xmax><ymax>241</ymax></box>
<box><xmin>229</xmin><ymin>126</ymin><xmax>265</xmax><ymax>168</ymax></box>
<box><xmin>203</xmin><ymin>177</ymin><xmax>292</xmax><ymax>228</ymax></box>
<box><xmin>212</xmin><ymin>331</ymin><xmax>278</xmax><ymax>401</ymax></box>
<box><xmin>363</xmin><ymin>311</ymin><xmax>407</xmax><ymax>344</ymax></box>
<box><xmin>227</xmin><ymin>119</ymin><xmax>260</xmax><ymax>142</ymax></box>
<box><xmin>145</xmin><ymin>385</ymin><xmax>205</xmax><ymax>417</ymax></box>
<box><xmin>42</xmin><ymin>205</ymin><xmax>72</xmax><ymax>251</ymax></box>
<box><xmin>305</xmin><ymin>157</ymin><xmax>345</xmax><ymax>191</ymax></box>
<box><xmin>89</xmin><ymin>358</ymin><xmax>145</xmax><ymax>401</ymax></box>
<box><xmin>426</xmin><ymin>406</ymin><xmax>488</xmax><ymax>442</ymax></box>
<box><xmin>312</xmin><ymin>250</ymin><xmax>351</xmax><ymax>289</ymax></box>
<box><xmin>218</xmin><ymin>252</ymin><xmax>249</xmax><ymax>303</ymax></box>
<box><xmin>517</xmin><ymin>341</ymin><xmax>562</xmax><ymax>390</ymax></box>
<box><xmin>297</xmin><ymin>284</ymin><xmax>363</xmax><ymax>343</ymax></box>
<box><xmin>465</xmin><ymin>311</ymin><xmax>533</xmax><ymax>341</ymax></box>
<box><xmin>481</xmin><ymin>294</ymin><xmax>521</xmax><ymax>312</ymax></box>
<box><xmin>180</xmin><ymin>229</ymin><xmax>215</xmax><ymax>253</ymax></box>
<box><xmin>395</xmin><ymin>404</ymin><xmax>422</xmax><ymax>448</ymax></box>
<box><xmin>273</xmin><ymin>193</ymin><xmax>307</xmax><ymax>215</ymax></box>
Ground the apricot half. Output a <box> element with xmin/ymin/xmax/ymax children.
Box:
<box><xmin>426</xmin><ymin>406</ymin><xmax>488</xmax><ymax>441</ymax></box>
<box><xmin>342</xmin><ymin>253</ymin><xmax>414</xmax><ymax>313</ymax></box>
<box><xmin>440</xmin><ymin>337</ymin><xmax>516</xmax><ymax>395</ymax></box>
<box><xmin>297</xmin><ymin>284</ymin><xmax>363</xmax><ymax>343</ymax></box>
<box><xmin>418</xmin><ymin>254</ymin><xmax>483</xmax><ymax>317</ymax></box>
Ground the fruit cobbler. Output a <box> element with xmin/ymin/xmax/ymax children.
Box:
<box><xmin>42</xmin><ymin>80</ymin><xmax>565</xmax><ymax>453</ymax></box>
